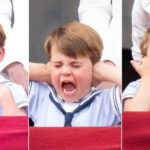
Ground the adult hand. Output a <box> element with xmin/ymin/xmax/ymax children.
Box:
<box><xmin>3</xmin><ymin>62</ymin><xmax>28</xmax><ymax>94</ymax></box>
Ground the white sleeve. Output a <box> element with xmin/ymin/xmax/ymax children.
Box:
<box><xmin>122</xmin><ymin>79</ymin><xmax>140</xmax><ymax>101</ymax></box>
<box><xmin>6</xmin><ymin>81</ymin><xmax>28</xmax><ymax>108</ymax></box>
<box><xmin>131</xmin><ymin>0</ymin><xmax>150</xmax><ymax>62</ymax></box>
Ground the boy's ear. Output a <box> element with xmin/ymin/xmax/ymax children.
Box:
<box><xmin>0</xmin><ymin>48</ymin><xmax>5</xmax><ymax>62</ymax></box>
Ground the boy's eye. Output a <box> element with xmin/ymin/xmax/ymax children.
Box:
<box><xmin>72</xmin><ymin>65</ymin><xmax>80</xmax><ymax>68</ymax></box>
<box><xmin>54</xmin><ymin>64</ymin><xmax>62</xmax><ymax>68</ymax></box>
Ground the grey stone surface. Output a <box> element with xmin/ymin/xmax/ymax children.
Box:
<box><xmin>123</xmin><ymin>0</ymin><xmax>134</xmax><ymax>49</ymax></box>
<box><xmin>30</xmin><ymin>0</ymin><xmax>79</xmax><ymax>63</ymax></box>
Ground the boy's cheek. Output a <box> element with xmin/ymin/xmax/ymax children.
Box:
<box><xmin>51</xmin><ymin>73</ymin><xmax>59</xmax><ymax>85</ymax></box>
<box><xmin>76</xmin><ymin>73</ymin><xmax>92</xmax><ymax>85</ymax></box>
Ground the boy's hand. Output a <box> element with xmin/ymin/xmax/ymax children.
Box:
<box><xmin>93</xmin><ymin>62</ymin><xmax>106</xmax><ymax>85</ymax></box>
<box><xmin>93</xmin><ymin>62</ymin><xmax>121</xmax><ymax>88</ymax></box>
<box><xmin>29</xmin><ymin>62</ymin><xmax>52</xmax><ymax>85</ymax></box>
<box><xmin>130</xmin><ymin>57</ymin><xmax>150</xmax><ymax>78</ymax></box>
<box><xmin>125</xmin><ymin>57</ymin><xmax>150</xmax><ymax>111</ymax></box>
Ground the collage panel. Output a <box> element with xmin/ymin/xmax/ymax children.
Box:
<box><xmin>29</xmin><ymin>0</ymin><xmax>121</xmax><ymax>149</ymax></box>
<box><xmin>123</xmin><ymin>0</ymin><xmax>150</xmax><ymax>150</ymax></box>
<box><xmin>0</xmin><ymin>0</ymin><xmax>29</xmax><ymax>150</ymax></box>
<box><xmin>29</xmin><ymin>0</ymin><xmax>122</xmax><ymax>127</ymax></box>
<box><xmin>123</xmin><ymin>0</ymin><xmax>150</xmax><ymax>111</ymax></box>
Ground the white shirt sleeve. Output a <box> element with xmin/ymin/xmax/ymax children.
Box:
<box><xmin>122</xmin><ymin>79</ymin><xmax>140</xmax><ymax>101</ymax></box>
<box><xmin>8</xmin><ymin>82</ymin><xmax>28</xmax><ymax>108</ymax></box>
<box><xmin>131</xmin><ymin>0</ymin><xmax>150</xmax><ymax>62</ymax></box>
<box><xmin>1</xmin><ymin>79</ymin><xmax>28</xmax><ymax>108</ymax></box>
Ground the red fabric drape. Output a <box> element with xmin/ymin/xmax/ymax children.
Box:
<box><xmin>123</xmin><ymin>112</ymin><xmax>150</xmax><ymax>150</ymax></box>
<box><xmin>2</xmin><ymin>112</ymin><xmax>150</xmax><ymax>150</ymax></box>
<box><xmin>0</xmin><ymin>116</ymin><xmax>28</xmax><ymax>150</ymax></box>
<box><xmin>30</xmin><ymin>126</ymin><xmax>121</xmax><ymax>150</ymax></box>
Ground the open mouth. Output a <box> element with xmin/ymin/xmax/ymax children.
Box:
<box><xmin>62</xmin><ymin>81</ymin><xmax>76</xmax><ymax>96</ymax></box>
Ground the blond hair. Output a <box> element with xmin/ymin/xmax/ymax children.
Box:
<box><xmin>140</xmin><ymin>28</ymin><xmax>150</xmax><ymax>56</ymax></box>
<box><xmin>45</xmin><ymin>21</ymin><xmax>103</xmax><ymax>65</ymax></box>
<box><xmin>0</xmin><ymin>24</ymin><xmax>6</xmax><ymax>48</ymax></box>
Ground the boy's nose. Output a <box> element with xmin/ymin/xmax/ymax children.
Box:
<box><xmin>61</xmin><ymin>67</ymin><xmax>72</xmax><ymax>76</ymax></box>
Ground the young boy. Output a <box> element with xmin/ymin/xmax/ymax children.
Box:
<box><xmin>122</xmin><ymin>28</ymin><xmax>150</xmax><ymax>111</ymax></box>
<box><xmin>29</xmin><ymin>22</ymin><xmax>121</xmax><ymax>126</ymax></box>
<box><xmin>0</xmin><ymin>24</ymin><xmax>28</xmax><ymax>116</ymax></box>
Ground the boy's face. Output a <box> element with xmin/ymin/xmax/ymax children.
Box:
<box><xmin>50</xmin><ymin>44</ymin><xmax>93</xmax><ymax>102</ymax></box>
<box><xmin>0</xmin><ymin>48</ymin><xmax>5</xmax><ymax>62</ymax></box>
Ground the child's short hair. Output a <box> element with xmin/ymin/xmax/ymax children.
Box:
<box><xmin>0</xmin><ymin>24</ymin><xmax>6</xmax><ymax>48</ymax></box>
<box><xmin>140</xmin><ymin>28</ymin><xmax>150</xmax><ymax>56</ymax></box>
<box><xmin>45</xmin><ymin>21</ymin><xmax>103</xmax><ymax>65</ymax></box>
